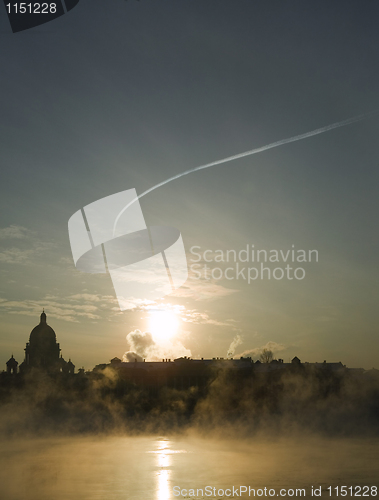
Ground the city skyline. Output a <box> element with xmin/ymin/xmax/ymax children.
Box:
<box><xmin>1</xmin><ymin>310</ymin><xmax>374</xmax><ymax>371</ymax></box>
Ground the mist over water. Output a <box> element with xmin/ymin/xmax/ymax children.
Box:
<box><xmin>1</xmin><ymin>365</ymin><xmax>379</xmax><ymax>499</ymax></box>
<box><xmin>0</xmin><ymin>435</ymin><xmax>378</xmax><ymax>500</ymax></box>
<box><xmin>2</xmin><ymin>363</ymin><xmax>379</xmax><ymax>437</ymax></box>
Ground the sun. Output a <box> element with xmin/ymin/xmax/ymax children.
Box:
<box><xmin>148</xmin><ymin>310</ymin><xmax>179</xmax><ymax>343</ymax></box>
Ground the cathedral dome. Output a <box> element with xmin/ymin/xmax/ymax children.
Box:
<box><xmin>29</xmin><ymin>311</ymin><xmax>56</xmax><ymax>344</ymax></box>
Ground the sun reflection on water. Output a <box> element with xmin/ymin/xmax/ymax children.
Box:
<box><xmin>146</xmin><ymin>440</ymin><xmax>188</xmax><ymax>500</ymax></box>
<box><xmin>157</xmin><ymin>468</ymin><xmax>171</xmax><ymax>500</ymax></box>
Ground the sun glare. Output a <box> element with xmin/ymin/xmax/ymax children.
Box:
<box><xmin>148</xmin><ymin>310</ymin><xmax>179</xmax><ymax>343</ymax></box>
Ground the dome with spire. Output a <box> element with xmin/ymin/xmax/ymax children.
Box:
<box><xmin>29</xmin><ymin>310</ymin><xmax>57</xmax><ymax>345</ymax></box>
<box><xmin>5</xmin><ymin>311</ymin><xmax>74</xmax><ymax>374</ymax></box>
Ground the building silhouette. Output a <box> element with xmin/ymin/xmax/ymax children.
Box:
<box><xmin>93</xmin><ymin>355</ymin><xmax>346</xmax><ymax>392</ymax></box>
<box><xmin>6</xmin><ymin>354</ymin><xmax>18</xmax><ymax>375</ymax></box>
<box><xmin>5</xmin><ymin>311</ymin><xmax>75</xmax><ymax>374</ymax></box>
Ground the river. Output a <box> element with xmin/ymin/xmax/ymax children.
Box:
<box><xmin>0</xmin><ymin>435</ymin><xmax>377</xmax><ymax>499</ymax></box>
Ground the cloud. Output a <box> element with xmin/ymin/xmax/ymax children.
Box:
<box><xmin>0</xmin><ymin>247</ymin><xmax>45</xmax><ymax>265</ymax></box>
<box><xmin>124</xmin><ymin>351</ymin><xmax>144</xmax><ymax>362</ymax></box>
<box><xmin>0</xmin><ymin>225</ymin><xmax>33</xmax><ymax>240</ymax></box>
<box><xmin>181</xmin><ymin>308</ymin><xmax>239</xmax><ymax>328</ymax></box>
<box><xmin>236</xmin><ymin>341</ymin><xmax>286</xmax><ymax>359</ymax></box>
<box><xmin>171</xmin><ymin>278</ymin><xmax>239</xmax><ymax>302</ymax></box>
<box><xmin>125</xmin><ymin>330</ymin><xmax>155</xmax><ymax>359</ymax></box>
<box><xmin>123</xmin><ymin>329</ymin><xmax>191</xmax><ymax>362</ymax></box>
<box><xmin>68</xmin><ymin>293</ymin><xmax>108</xmax><ymax>303</ymax></box>
<box><xmin>0</xmin><ymin>226</ymin><xmax>55</xmax><ymax>266</ymax></box>
<box><xmin>0</xmin><ymin>293</ymin><xmax>118</xmax><ymax>323</ymax></box>
<box><xmin>0</xmin><ymin>248</ymin><xmax>32</xmax><ymax>265</ymax></box>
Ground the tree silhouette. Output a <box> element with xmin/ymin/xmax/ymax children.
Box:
<box><xmin>260</xmin><ymin>349</ymin><xmax>274</xmax><ymax>363</ymax></box>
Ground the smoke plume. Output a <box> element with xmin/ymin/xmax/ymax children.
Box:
<box><xmin>123</xmin><ymin>329</ymin><xmax>191</xmax><ymax>362</ymax></box>
<box><xmin>227</xmin><ymin>335</ymin><xmax>243</xmax><ymax>357</ymax></box>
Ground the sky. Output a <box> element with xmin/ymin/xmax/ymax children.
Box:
<box><xmin>0</xmin><ymin>0</ymin><xmax>378</xmax><ymax>370</ymax></box>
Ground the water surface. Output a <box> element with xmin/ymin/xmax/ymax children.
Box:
<box><xmin>0</xmin><ymin>435</ymin><xmax>377</xmax><ymax>499</ymax></box>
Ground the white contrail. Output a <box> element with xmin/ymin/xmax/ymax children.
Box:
<box><xmin>113</xmin><ymin>110</ymin><xmax>378</xmax><ymax>236</ymax></box>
